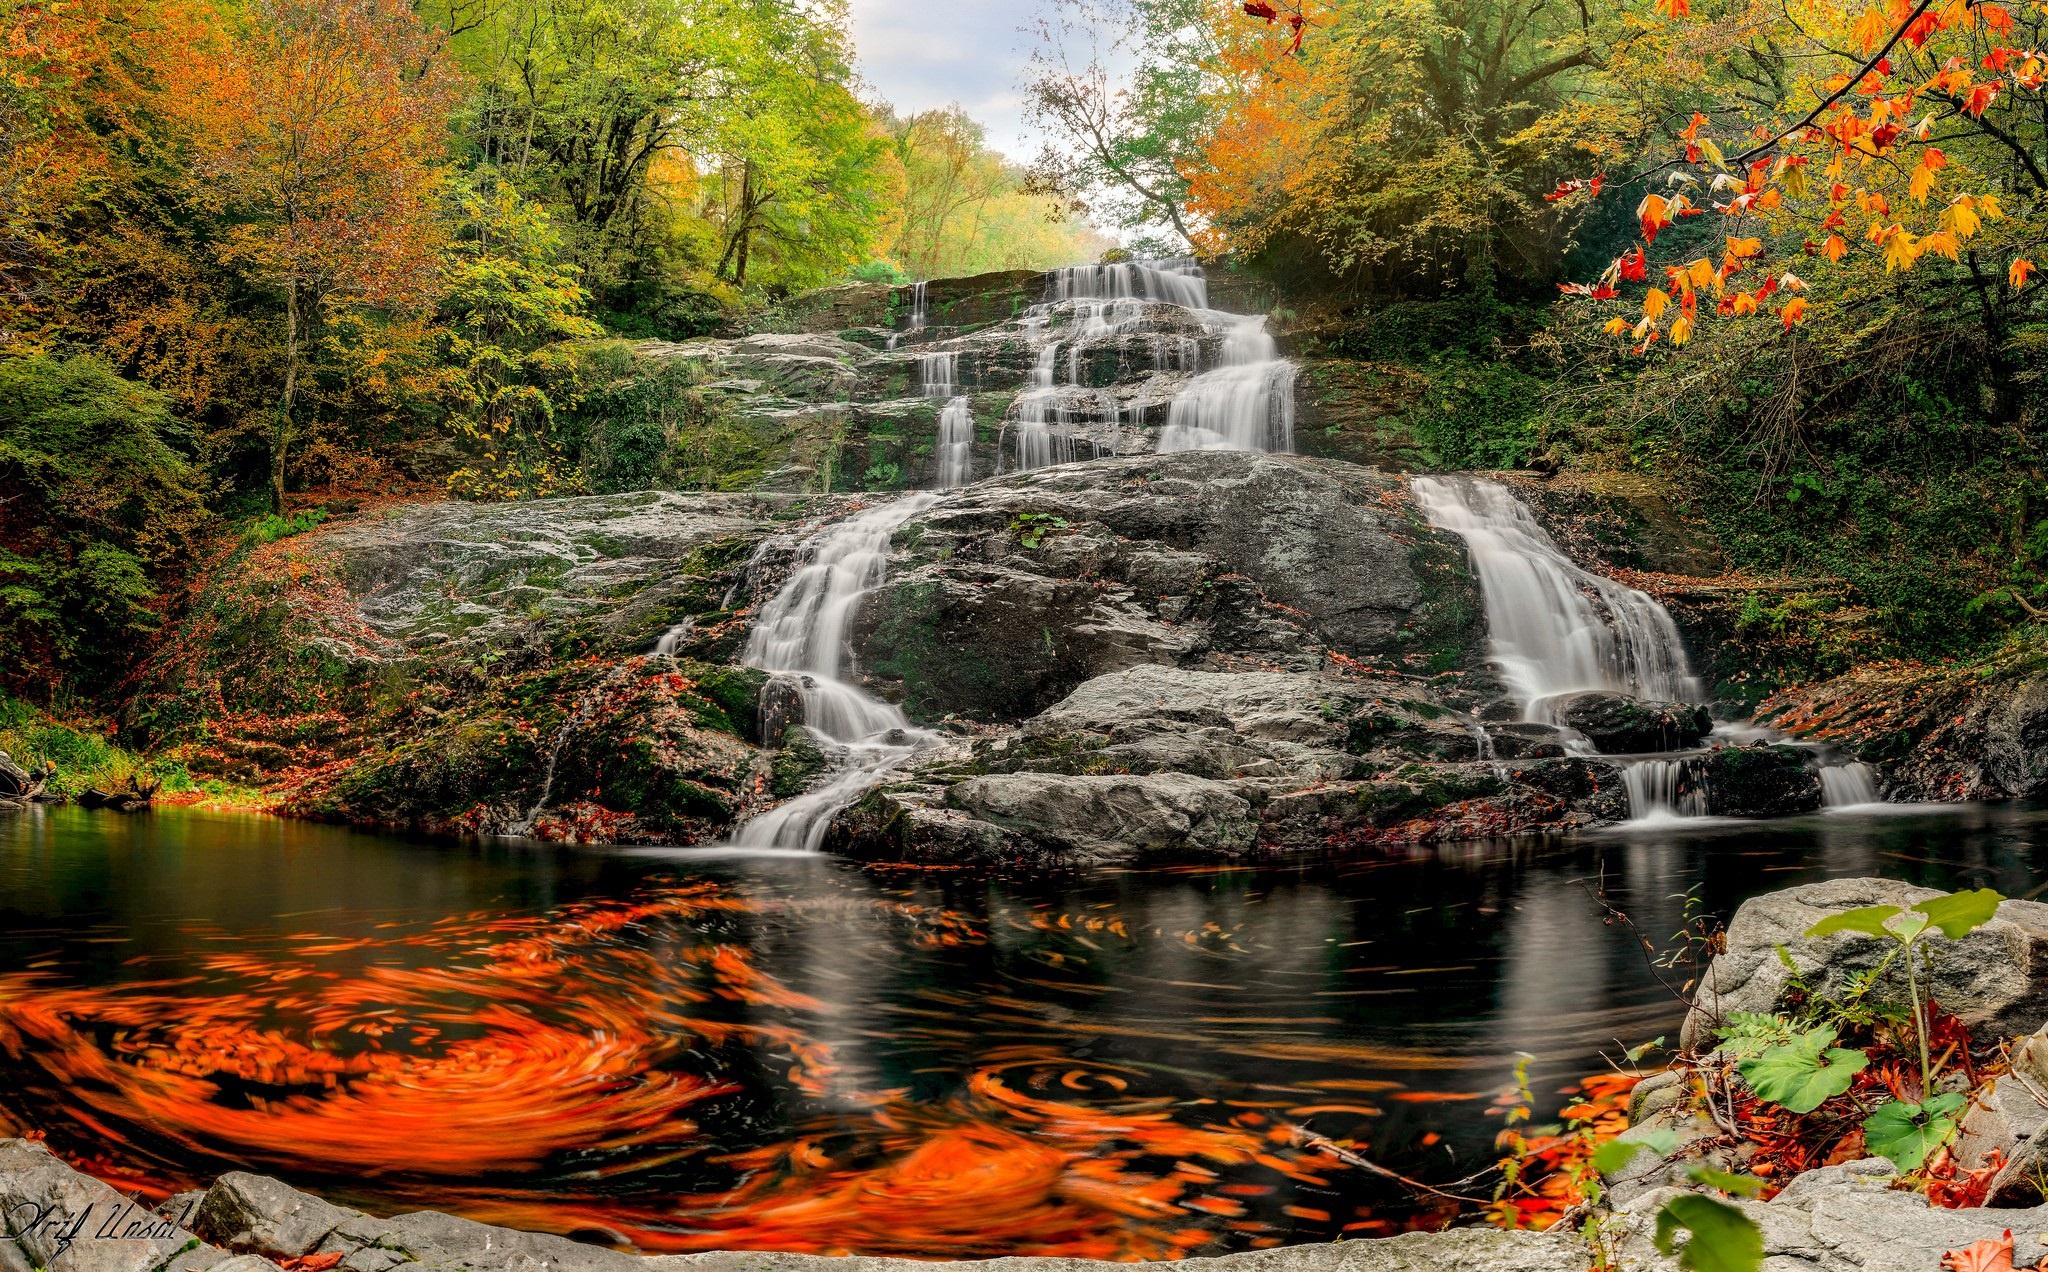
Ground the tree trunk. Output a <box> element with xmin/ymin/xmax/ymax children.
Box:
<box><xmin>273</xmin><ymin>281</ymin><xmax>300</xmax><ymax>515</ymax></box>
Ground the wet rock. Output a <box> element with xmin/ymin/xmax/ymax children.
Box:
<box><xmin>1549</xmin><ymin>692</ymin><xmax>1711</xmax><ymax>754</ymax></box>
<box><xmin>1757</xmin><ymin>636</ymin><xmax>2048</xmax><ymax>802</ymax></box>
<box><xmin>1486</xmin><ymin>722</ymin><xmax>1572</xmax><ymax>758</ymax></box>
<box><xmin>1701</xmin><ymin>743</ymin><xmax>1821</xmax><ymax>816</ymax></box>
<box><xmin>947</xmin><ymin>771</ymin><xmax>1259</xmax><ymax>862</ymax></box>
<box><xmin>849</xmin><ymin>451</ymin><xmax>1486</xmax><ymax>723</ymax></box>
<box><xmin>1680</xmin><ymin>877</ymin><xmax>2048</xmax><ymax>1052</ymax></box>
<box><xmin>197</xmin><ymin>1172</ymin><xmax>362</xmax><ymax>1259</ymax></box>
<box><xmin>1961</xmin><ymin>1023</ymin><xmax>2048</xmax><ymax>1203</ymax></box>
<box><xmin>981</xmin><ymin>664</ymin><xmax>1481</xmax><ymax>782</ymax></box>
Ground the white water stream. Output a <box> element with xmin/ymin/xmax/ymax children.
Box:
<box><xmin>728</xmin><ymin>495</ymin><xmax>938</xmax><ymax>850</ymax></box>
<box><xmin>1005</xmin><ymin>258</ymin><xmax>1296</xmax><ymax>472</ymax></box>
<box><xmin>1410</xmin><ymin>476</ymin><xmax>1701</xmax><ymax>718</ymax></box>
<box><xmin>1413</xmin><ymin>475</ymin><xmax>1881</xmax><ymax>820</ymax></box>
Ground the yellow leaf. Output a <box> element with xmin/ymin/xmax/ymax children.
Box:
<box><xmin>1942</xmin><ymin>199</ymin><xmax>1981</xmax><ymax>238</ymax></box>
<box><xmin>1726</xmin><ymin>236</ymin><xmax>1763</xmax><ymax>259</ymax></box>
<box><xmin>1603</xmin><ymin>316</ymin><xmax>1633</xmax><ymax>335</ymax></box>
<box><xmin>1700</xmin><ymin>138</ymin><xmax>1726</xmax><ymax>166</ymax></box>
<box><xmin>1852</xmin><ymin>5</ymin><xmax>1890</xmax><ymax>48</ymax></box>
<box><xmin>1688</xmin><ymin>258</ymin><xmax>1716</xmax><ymax>289</ymax></box>
<box><xmin>1643</xmin><ymin>287</ymin><xmax>1671</xmax><ymax>320</ymax></box>
<box><xmin>1981</xmin><ymin>194</ymin><xmax>2005</xmax><ymax>219</ymax></box>
<box><xmin>1732</xmin><ymin>292</ymin><xmax>1759</xmax><ymax>315</ymax></box>
<box><xmin>1882</xmin><ymin>227</ymin><xmax>1919</xmax><ymax>271</ymax></box>
<box><xmin>1919</xmin><ymin>230</ymin><xmax>1960</xmax><ymax>261</ymax></box>
<box><xmin>1670</xmin><ymin>315</ymin><xmax>1694</xmax><ymax>345</ymax></box>
<box><xmin>1823</xmin><ymin>233</ymin><xmax>1849</xmax><ymax>262</ymax></box>
<box><xmin>1909</xmin><ymin>164</ymin><xmax>1937</xmax><ymax>204</ymax></box>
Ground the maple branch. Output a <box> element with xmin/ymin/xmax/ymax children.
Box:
<box><xmin>1723</xmin><ymin>0</ymin><xmax>1941</xmax><ymax>169</ymax></box>
<box><xmin>1924</xmin><ymin>90</ymin><xmax>2048</xmax><ymax>190</ymax></box>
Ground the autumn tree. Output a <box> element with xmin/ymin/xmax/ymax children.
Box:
<box><xmin>158</xmin><ymin>0</ymin><xmax>457</xmax><ymax>512</ymax></box>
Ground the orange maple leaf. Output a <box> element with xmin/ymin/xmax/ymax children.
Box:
<box><xmin>2011</xmin><ymin>258</ymin><xmax>2035</xmax><ymax>289</ymax></box>
<box><xmin>1943</xmin><ymin>1231</ymin><xmax>2018</xmax><ymax>1272</ymax></box>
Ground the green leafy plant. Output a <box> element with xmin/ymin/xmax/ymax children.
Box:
<box><xmin>1803</xmin><ymin>888</ymin><xmax>2003</xmax><ymax>1097</ymax></box>
<box><xmin>242</xmin><ymin>507</ymin><xmax>329</xmax><ymax>546</ymax></box>
<box><xmin>1736</xmin><ymin>1024</ymin><xmax>1868</xmax><ymax>1113</ymax></box>
<box><xmin>1861</xmin><ymin>1093</ymin><xmax>1969</xmax><ymax>1171</ymax></box>
<box><xmin>1654</xmin><ymin>1193</ymin><xmax>1765</xmax><ymax>1272</ymax></box>
<box><xmin>1802</xmin><ymin>888</ymin><xmax>2004</xmax><ymax>1171</ymax></box>
<box><xmin>1012</xmin><ymin>512</ymin><xmax>1070</xmax><ymax>549</ymax></box>
<box><xmin>1596</xmin><ymin>1142</ymin><xmax>1765</xmax><ymax>1272</ymax></box>
<box><xmin>1714</xmin><ymin>1012</ymin><xmax>1800</xmax><ymax>1059</ymax></box>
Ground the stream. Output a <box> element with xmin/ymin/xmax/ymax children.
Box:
<box><xmin>3</xmin><ymin>800</ymin><xmax>2041</xmax><ymax>1257</ymax></box>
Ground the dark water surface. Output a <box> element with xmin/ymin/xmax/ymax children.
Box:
<box><xmin>2</xmin><ymin>803</ymin><xmax>2042</xmax><ymax>1257</ymax></box>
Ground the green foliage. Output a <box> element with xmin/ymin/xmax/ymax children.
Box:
<box><xmin>242</xmin><ymin>508</ymin><xmax>329</xmax><ymax>546</ymax></box>
<box><xmin>1861</xmin><ymin>1093</ymin><xmax>1968</xmax><ymax>1172</ymax></box>
<box><xmin>0</xmin><ymin>696</ymin><xmax>245</xmax><ymax>799</ymax></box>
<box><xmin>1591</xmin><ymin>1128</ymin><xmax>1677</xmax><ymax>1176</ymax></box>
<box><xmin>574</xmin><ymin>358</ymin><xmax>770</xmax><ymax>492</ymax></box>
<box><xmin>1713</xmin><ymin>1012</ymin><xmax>1801</xmax><ymax>1059</ymax></box>
<box><xmin>1653</xmin><ymin>1194</ymin><xmax>1765</xmax><ymax>1272</ymax></box>
<box><xmin>1736</xmin><ymin>1025</ymin><xmax>1868</xmax><ymax>1113</ymax></box>
<box><xmin>0</xmin><ymin>354</ymin><xmax>211</xmax><ymax>698</ymax></box>
<box><xmin>1012</xmin><ymin>512</ymin><xmax>1071</xmax><ymax>548</ymax></box>
<box><xmin>1802</xmin><ymin>889</ymin><xmax>2005</xmax><ymax>1106</ymax></box>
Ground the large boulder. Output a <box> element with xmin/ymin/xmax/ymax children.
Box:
<box><xmin>1701</xmin><ymin>743</ymin><xmax>1822</xmax><ymax>816</ymax></box>
<box><xmin>843</xmin><ymin>451</ymin><xmax>1488</xmax><ymax>724</ymax></box>
<box><xmin>1549</xmin><ymin>691</ymin><xmax>1711</xmax><ymax>753</ymax></box>
<box><xmin>826</xmin><ymin>665</ymin><xmax>1632</xmax><ymax>864</ymax></box>
<box><xmin>1680</xmin><ymin>877</ymin><xmax>2048</xmax><ymax>1051</ymax></box>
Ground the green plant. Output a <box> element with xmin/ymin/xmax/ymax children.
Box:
<box><xmin>1713</xmin><ymin>1012</ymin><xmax>1800</xmax><ymax>1059</ymax></box>
<box><xmin>1597</xmin><ymin>1139</ymin><xmax>1765</xmax><ymax>1272</ymax></box>
<box><xmin>1797</xmin><ymin>888</ymin><xmax>2005</xmax><ymax>1171</ymax></box>
<box><xmin>1804</xmin><ymin>888</ymin><xmax>2003</xmax><ymax>1098</ymax></box>
<box><xmin>1011</xmin><ymin>512</ymin><xmax>1069</xmax><ymax>549</ymax></box>
<box><xmin>1735</xmin><ymin>1024</ymin><xmax>1868</xmax><ymax>1113</ymax></box>
<box><xmin>1861</xmin><ymin>1093</ymin><xmax>1969</xmax><ymax>1171</ymax></box>
<box><xmin>242</xmin><ymin>507</ymin><xmax>329</xmax><ymax>546</ymax></box>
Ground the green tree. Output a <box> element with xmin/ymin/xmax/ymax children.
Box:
<box><xmin>438</xmin><ymin>171</ymin><xmax>605</xmax><ymax>499</ymax></box>
<box><xmin>0</xmin><ymin>355</ymin><xmax>209</xmax><ymax>700</ymax></box>
<box><xmin>699</xmin><ymin>0</ymin><xmax>896</xmax><ymax>290</ymax></box>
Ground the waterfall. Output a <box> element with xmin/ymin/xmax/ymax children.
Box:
<box><xmin>732</xmin><ymin>495</ymin><xmax>938</xmax><ymax>850</ymax></box>
<box><xmin>887</xmin><ymin>281</ymin><xmax>930</xmax><ymax>351</ymax></box>
<box><xmin>1001</xmin><ymin>258</ymin><xmax>1292</xmax><ymax>472</ymax></box>
<box><xmin>1411</xmin><ymin>476</ymin><xmax>1701</xmax><ymax>720</ymax></box>
<box><xmin>1821</xmin><ymin>761</ymin><xmax>1880</xmax><ymax>808</ymax></box>
<box><xmin>1009</xmin><ymin>340</ymin><xmax>1078</xmax><ymax>472</ymax></box>
<box><xmin>1047</xmin><ymin>258</ymin><xmax>1208</xmax><ymax>307</ymax></box>
<box><xmin>1157</xmin><ymin>313</ymin><xmax>1297</xmax><ymax>454</ymax></box>
<box><xmin>918</xmin><ymin>351</ymin><xmax>958</xmax><ymax>398</ymax></box>
<box><xmin>934</xmin><ymin>398</ymin><xmax>974</xmax><ymax>489</ymax></box>
<box><xmin>1622</xmin><ymin>758</ymin><xmax>1712</xmax><ymax>823</ymax></box>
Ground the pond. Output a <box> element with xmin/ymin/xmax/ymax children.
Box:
<box><xmin>1</xmin><ymin>803</ymin><xmax>2041</xmax><ymax>1259</ymax></box>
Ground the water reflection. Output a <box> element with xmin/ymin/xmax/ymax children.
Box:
<box><xmin>1</xmin><ymin>802</ymin><xmax>2042</xmax><ymax>1257</ymax></box>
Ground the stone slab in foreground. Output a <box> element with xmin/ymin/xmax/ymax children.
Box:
<box><xmin>17</xmin><ymin>1138</ymin><xmax>2048</xmax><ymax>1271</ymax></box>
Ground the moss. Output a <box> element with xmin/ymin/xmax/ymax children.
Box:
<box><xmin>769</xmin><ymin>724</ymin><xmax>828</xmax><ymax>797</ymax></box>
<box><xmin>684</xmin><ymin>662</ymin><xmax>768</xmax><ymax>742</ymax></box>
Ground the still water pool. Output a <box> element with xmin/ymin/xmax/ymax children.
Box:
<box><xmin>2</xmin><ymin>803</ymin><xmax>2041</xmax><ymax>1257</ymax></box>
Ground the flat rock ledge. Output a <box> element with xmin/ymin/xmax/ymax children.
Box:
<box><xmin>12</xmin><ymin>1137</ymin><xmax>2048</xmax><ymax>1272</ymax></box>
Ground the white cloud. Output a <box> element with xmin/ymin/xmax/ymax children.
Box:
<box><xmin>846</xmin><ymin>0</ymin><xmax>1044</xmax><ymax>159</ymax></box>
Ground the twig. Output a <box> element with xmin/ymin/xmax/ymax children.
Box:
<box><xmin>1286</xmin><ymin>1125</ymin><xmax>1493</xmax><ymax>1202</ymax></box>
<box><xmin>1571</xmin><ymin>877</ymin><xmax>1698</xmax><ymax>1008</ymax></box>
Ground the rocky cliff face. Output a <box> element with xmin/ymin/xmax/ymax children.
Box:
<box><xmin>122</xmin><ymin>447</ymin><xmax>1653</xmax><ymax>854</ymax></box>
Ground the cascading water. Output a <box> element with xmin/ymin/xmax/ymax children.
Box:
<box><xmin>1622</xmin><ymin>758</ymin><xmax>1712</xmax><ymax>824</ymax></box>
<box><xmin>917</xmin><ymin>351</ymin><xmax>958</xmax><ymax>398</ymax></box>
<box><xmin>934</xmin><ymin>398</ymin><xmax>974</xmax><ymax>489</ymax></box>
<box><xmin>730</xmin><ymin>495</ymin><xmax>938</xmax><ymax>850</ymax></box>
<box><xmin>1821</xmin><ymin>761</ymin><xmax>1881</xmax><ymax>808</ymax></box>
<box><xmin>1410</xmin><ymin>476</ymin><xmax>1701</xmax><ymax>719</ymax></box>
<box><xmin>1003</xmin><ymin>258</ymin><xmax>1295</xmax><ymax>472</ymax></box>
<box><xmin>1157</xmin><ymin>314</ymin><xmax>1297</xmax><ymax>454</ymax></box>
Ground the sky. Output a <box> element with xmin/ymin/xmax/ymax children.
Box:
<box><xmin>846</xmin><ymin>0</ymin><xmax>1044</xmax><ymax>160</ymax></box>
